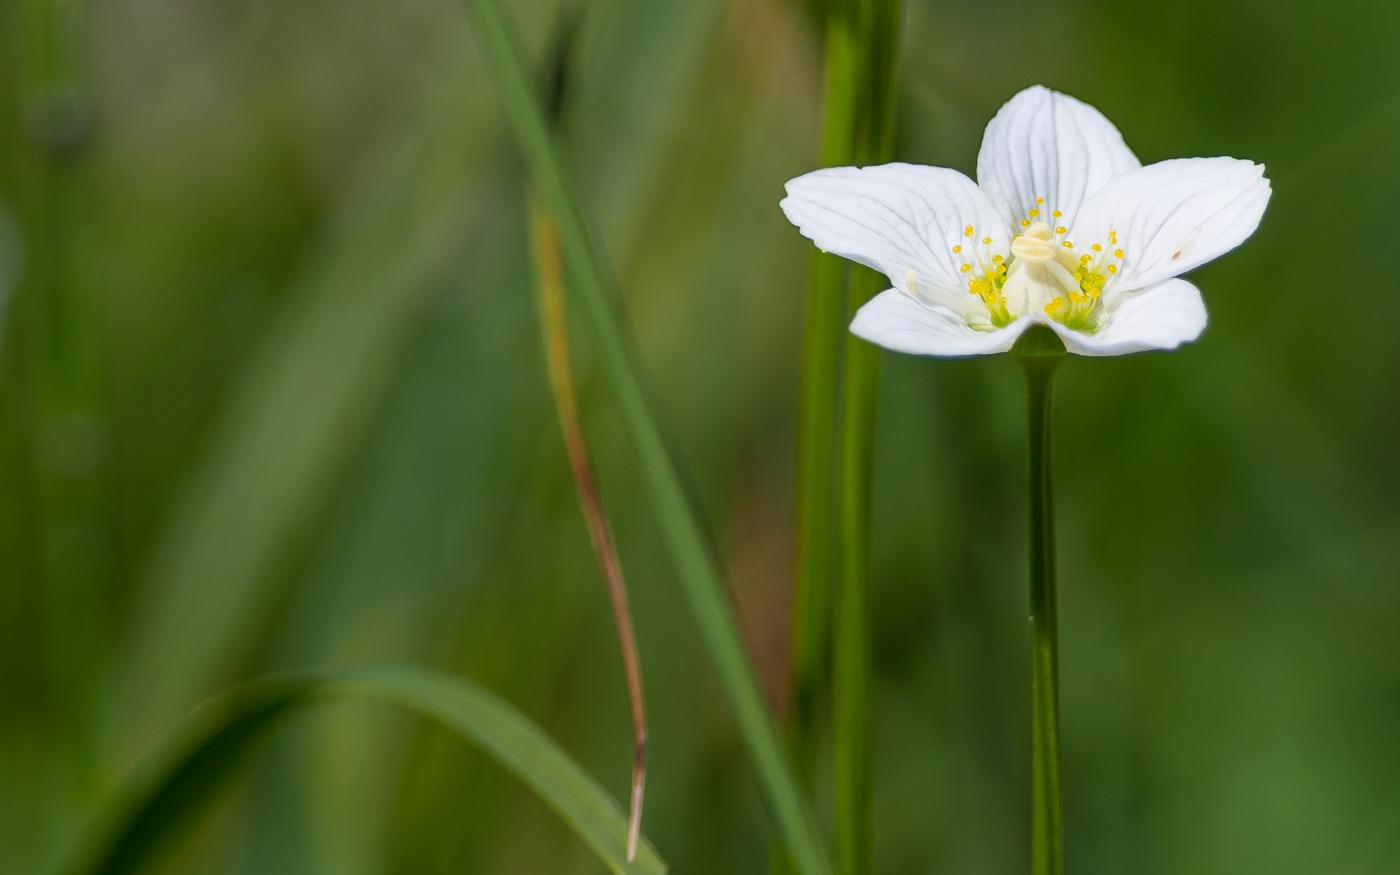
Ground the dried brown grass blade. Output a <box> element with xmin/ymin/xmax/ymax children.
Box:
<box><xmin>530</xmin><ymin>208</ymin><xmax>648</xmax><ymax>862</ymax></box>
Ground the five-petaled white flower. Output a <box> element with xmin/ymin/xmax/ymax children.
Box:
<box><xmin>780</xmin><ymin>85</ymin><xmax>1271</xmax><ymax>356</ymax></box>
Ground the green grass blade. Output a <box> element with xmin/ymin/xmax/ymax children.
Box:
<box><xmin>113</xmin><ymin>92</ymin><xmax>483</xmax><ymax>750</ymax></box>
<box><xmin>459</xmin><ymin>3</ymin><xmax>831</xmax><ymax>873</ymax></box>
<box><xmin>63</xmin><ymin>666</ymin><xmax>667</xmax><ymax>875</ymax></box>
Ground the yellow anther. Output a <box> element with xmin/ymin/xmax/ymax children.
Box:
<box><xmin>960</xmin><ymin>263</ymin><xmax>971</xmax><ymax>273</ymax></box>
<box><xmin>1091</xmin><ymin>243</ymin><xmax>1102</xmax><ymax>252</ymax></box>
<box><xmin>1020</xmin><ymin>219</ymin><xmax>1031</xmax><ymax>228</ymax></box>
<box><xmin>1036</xmin><ymin>197</ymin><xmax>1045</xmax><ymax>205</ymax></box>
<box><xmin>1114</xmin><ymin>248</ymin><xmax>1124</xmax><ymax>259</ymax></box>
<box><xmin>1052</xmin><ymin>210</ymin><xmax>1062</xmax><ymax>218</ymax></box>
<box><xmin>982</xmin><ymin>236</ymin><xmax>992</xmax><ymax>245</ymax></box>
<box><xmin>1080</xmin><ymin>254</ymin><xmax>1091</xmax><ymax>263</ymax></box>
<box><xmin>952</xmin><ymin>245</ymin><xmax>962</xmax><ymax>254</ymax></box>
<box><xmin>1029</xmin><ymin>209</ymin><xmax>1040</xmax><ymax>218</ymax></box>
<box><xmin>1062</xmin><ymin>241</ymin><xmax>1073</xmax><ymax>249</ymax></box>
<box><xmin>965</xmin><ymin>225</ymin><xmax>975</xmax><ymax>238</ymax></box>
<box><xmin>1055</xmin><ymin>226</ymin><xmax>1067</xmax><ymax>235</ymax></box>
<box><xmin>992</xmin><ymin>254</ymin><xmax>1004</xmax><ymax>263</ymax></box>
<box><xmin>1107</xmin><ymin>264</ymin><xmax>1118</xmax><ymax>274</ymax></box>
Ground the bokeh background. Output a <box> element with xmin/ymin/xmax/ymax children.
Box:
<box><xmin>3</xmin><ymin>0</ymin><xmax>1400</xmax><ymax>872</ymax></box>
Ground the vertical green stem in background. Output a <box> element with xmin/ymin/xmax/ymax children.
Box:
<box><xmin>830</xmin><ymin>2</ymin><xmax>902</xmax><ymax>874</ymax></box>
<box><xmin>461</xmin><ymin>2</ymin><xmax>830</xmax><ymax>872</ymax></box>
<box><xmin>785</xmin><ymin>3</ymin><xmax>862</xmax><ymax>801</ymax></box>
<box><xmin>20</xmin><ymin>0</ymin><xmax>104</xmax><ymax>817</ymax></box>
<box><xmin>786</xmin><ymin>251</ymin><xmax>841</xmax><ymax>801</ymax></box>
<box><xmin>1014</xmin><ymin>325</ymin><xmax>1066</xmax><ymax>875</ymax></box>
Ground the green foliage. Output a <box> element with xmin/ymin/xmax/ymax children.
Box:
<box><xmin>65</xmin><ymin>667</ymin><xmax>666</xmax><ymax>875</ymax></box>
<box><xmin>2</xmin><ymin>0</ymin><xmax>1400</xmax><ymax>873</ymax></box>
<box><xmin>462</xmin><ymin>0</ymin><xmax>828</xmax><ymax>871</ymax></box>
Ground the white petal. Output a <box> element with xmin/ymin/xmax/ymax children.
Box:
<box><xmin>780</xmin><ymin>163</ymin><xmax>1011</xmax><ymax>310</ymax></box>
<box><xmin>850</xmin><ymin>289</ymin><xmax>1030</xmax><ymax>357</ymax></box>
<box><xmin>1049</xmin><ymin>278</ymin><xmax>1207</xmax><ymax>356</ymax></box>
<box><xmin>976</xmin><ymin>85</ymin><xmax>1140</xmax><ymax>230</ymax></box>
<box><xmin>1071</xmin><ymin>157</ymin><xmax>1271</xmax><ymax>292</ymax></box>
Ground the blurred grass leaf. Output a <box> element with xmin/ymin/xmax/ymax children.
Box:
<box><xmin>460</xmin><ymin>1</ymin><xmax>830</xmax><ymax>872</ymax></box>
<box><xmin>113</xmin><ymin>87</ymin><xmax>485</xmax><ymax>749</ymax></box>
<box><xmin>65</xmin><ymin>665</ymin><xmax>667</xmax><ymax>875</ymax></box>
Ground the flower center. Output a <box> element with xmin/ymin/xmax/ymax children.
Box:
<box><xmin>948</xmin><ymin>200</ymin><xmax>1127</xmax><ymax>333</ymax></box>
<box><xmin>1010</xmin><ymin>221</ymin><xmax>1057</xmax><ymax>263</ymax></box>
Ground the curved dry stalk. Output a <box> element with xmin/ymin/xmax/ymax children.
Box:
<box><xmin>530</xmin><ymin>208</ymin><xmax>648</xmax><ymax>862</ymax></box>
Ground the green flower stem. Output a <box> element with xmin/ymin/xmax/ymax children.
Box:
<box><xmin>1014</xmin><ymin>325</ymin><xmax>1066</xmax><ymax>875</ymax></box>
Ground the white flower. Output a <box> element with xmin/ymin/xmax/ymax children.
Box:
<box><xmin>779</xmin><ymin>85</ymin><xmax>1271</xmax><ymax>356</ymax></box>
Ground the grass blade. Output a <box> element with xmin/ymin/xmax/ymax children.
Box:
<box><xmin>459</xmin><ymin>2</ymin><xmax>831</xmax><ymax>872</ymax></box>
<box><xmin>531</xmin><ymin>208</ymin><xmax>649</xmax><ymax>863</ymax></box>
<box><xmin>63</xmin><ymin>666</ymin><xmax>667</xmax><ymax>875</ymax></box>
<box><xmin>113</xmin><ymin>92</ymin><xmax>483</xmax><ymax>749</ymax></box>
<box><xmin>528</xmin><ymin>15</ymin><xmax>647</xmax><ymax>859</ymax></box>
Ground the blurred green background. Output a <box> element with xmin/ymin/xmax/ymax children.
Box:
<box><xmin>3</xmin><ymin>0</ymin><xmax>1400</xmax><ymax>872</ymax></box>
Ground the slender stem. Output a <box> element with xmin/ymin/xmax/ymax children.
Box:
<box><xmin>462</xmin><ymin>2</ymin><xmax>831</xmax><ymax>871</ymax></box>
<box><xmin>833</xmin><ymin>319</ymin><xmax>877</xmax><ymax>875</ymax></box>
<box><xmin>784</xmin><ymin>0</ymin><xmax>863</xmax><ymax>811</ymax></box>
<box><xmin>831</xmin><ymin>2</ymin><xmax>901</xmax><ymax>874</ymax></box>
<box><xmin>530</xmin><ymin>209</ymin><xmax>648</xmax><ymax>863</ymax></box>
<box><xmin>1020</xmin><ymin>344</ymin><xmax>1063</xmax><ymax>875</ymax></box>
